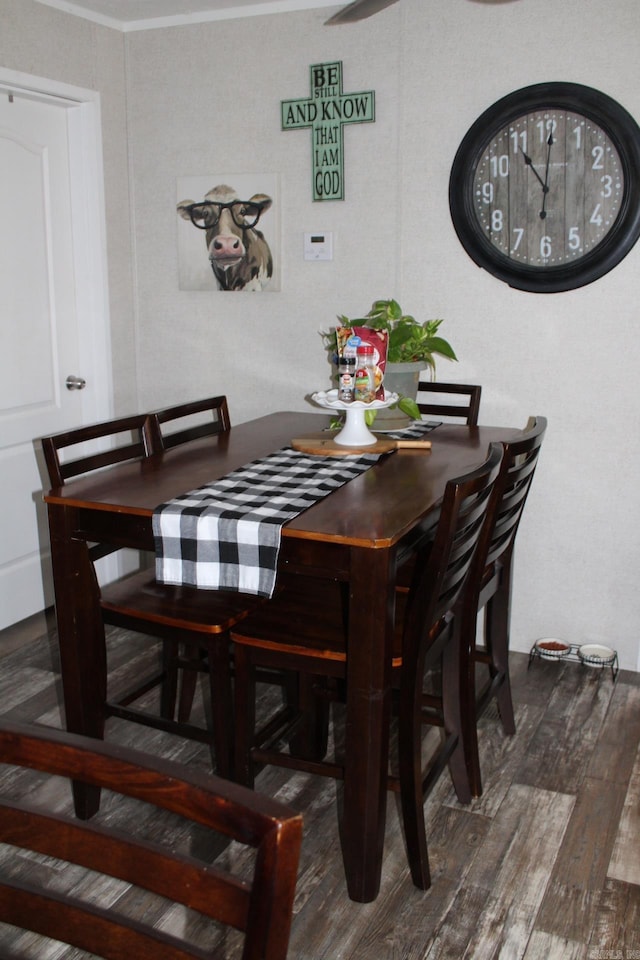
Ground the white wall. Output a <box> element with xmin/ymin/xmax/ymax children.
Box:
<box><xmin>3</xmin><ymin>0</ymin><xmax>639</xmax><ymax>669</ymax></box>
<box><xmin>124</xmin><ymin>0</ymin><xmax>640</xmax><ymax>669</ymax></box>
<box><xmin>397</xmin><ymin>0</ymin><xmax>640</xmax><ymax>671</ymax></box>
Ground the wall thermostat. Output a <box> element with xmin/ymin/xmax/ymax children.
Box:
<box><xmin>304</xmin><ymin>232</ymin><xmax>333</xmax><ymax>261</ymax></box>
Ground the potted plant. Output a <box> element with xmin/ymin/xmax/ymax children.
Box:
<box><xmin>326</xmin><ymin>298</ymin><xmax>457</xmax><ymax>422</ymax></box>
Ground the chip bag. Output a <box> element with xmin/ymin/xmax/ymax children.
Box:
<box><xmin>335</xmin><ymin>326</ymin><xmax>388</xmax><ymax>400</ymax></box>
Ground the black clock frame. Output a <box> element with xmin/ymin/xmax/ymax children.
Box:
<box><xmin>449</xmin><ymin>82</ymin><xmax>640</xmax><ymax>292</ymax></box>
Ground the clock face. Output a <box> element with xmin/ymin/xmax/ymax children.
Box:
<box><xmin>450</xmin><ymin>84</ymin><xmax>640</xmax><ymax>292</ymax></box>
<box><xmin>472</xmin><ymin>109</ymin><xmax>624</xmax><ymax>266</ymax></box>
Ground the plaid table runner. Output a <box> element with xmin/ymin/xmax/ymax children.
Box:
<box><xmin>152</xmin><ymin>420</ymin><xmax>439</xmax><ymax>599</ymax></box>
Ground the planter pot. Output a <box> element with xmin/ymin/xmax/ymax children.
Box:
<box><xmin>376</xmin><ymin>360</ymin><xmax>428</xmax><ymax>430</ymax></box>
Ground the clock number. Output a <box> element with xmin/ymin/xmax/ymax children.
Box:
<box><xmin>591</xmin><ymin>145</ymin><xmax>605</xmax><ymax>170</ymax></box>
<box><xmin>540</xmin><ymin>236</ymin><xmax>552</xmax><ymax>259</ymax></box>
<box><xmin>481</xmin><ymin>182</ymin><xmax>494</xmax><ymax>203</ymax></box>
<box><xmin>572</xmin><ymin>124</ymin><xmax>583</xmax><ymax>149</ymax></box>
<box><xmin>510</xmin><ymin>129</ymin><xmax>527</xmax><ymax>154</ymax></box>
<box><xmin>490</xmin><ymin>154</ymin><xmax>509</xmax><ymax>178</ymax></box>
<box><xmin>537</xmin><ymin>118</ymin><xmax>557</xmax><ymax>142</ymax></box>
<box><xmin>512</xmin><ymin>228</ymin><xmax>524</xmax><ymax>252</ymax></box>
<box><xmin>491</xmin><ymin>210</ymin><xmax>504</xmax><ymax>232</ymax></box>
<box><xmin>568</xmin><ymin>227</ymin><xmax>581</xmax><ymax>250</ymax></box>
<box><xmin>601</xmin><ymin>174</ymin><xmax>613</xmax><ymax>198</ymax></box>
<box><xmin>590</xmin><ymin>204</ymin><xmax>603</xmax><ymax>226</ymax></box>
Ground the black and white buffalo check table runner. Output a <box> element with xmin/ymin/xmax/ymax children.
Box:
<box><xmin>152</xmin><ymin>421</ymin><xmax>439</xmax><ymax>599</ymax></box>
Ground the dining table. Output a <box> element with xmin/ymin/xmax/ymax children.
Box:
<box><xmin>44</xmin><ymin>410</ymin><xmax>520</xmax><ymax>903</ymax></box>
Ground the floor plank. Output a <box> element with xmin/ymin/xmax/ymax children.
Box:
<box><xmin>607</xmin><ymin>741</ymin><xmax>640</xmax><ymax>886</ymax></box>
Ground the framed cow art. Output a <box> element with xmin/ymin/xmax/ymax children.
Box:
<box><xmin>176</xmin><ymin>173</ymin><xmax>281</xmax><ymax>292</ymax></box>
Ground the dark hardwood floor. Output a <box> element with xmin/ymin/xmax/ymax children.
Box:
<box><xmin>0</xmin><ymin>615</ymin><xmax>639</xmax><ymax>959</ymax></box>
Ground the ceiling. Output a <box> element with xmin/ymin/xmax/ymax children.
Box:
<box><xmin>34</xmin><ymin>0</ymin><xmax>344</xmax><ymax>31</ymax></box>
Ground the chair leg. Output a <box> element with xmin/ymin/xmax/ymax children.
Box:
<box><xmin>485</xmin><ymin>578</ymin><xmax>516</xmax><ymax>735</ymax></box>
<box><xmin>441</xmin><ymin>632</ymin><xmax>471</xmax><ymax>805</ymax></box>
<box><xmin>457</xmin><ymin>611</ymin><xmax>484</xmax><ymax>799</ymax></box>
<box><xmin>234</xmin><ymin>644</ymin><xmax>257</xmax><ymax>788</ymax></box>
<box><xmin>289</xmin><ymin>673</ymin><xmax>330</xmax><ymax>761</ymax></box>
<box><xmin>206</xmin><ymin>636</ymin><xmax>234</xmax><ymax>780</ymax></box>
<box><xmin>398</xmin><ymin>649</ymin><xmax>432</xmax><ymax>890</ymax></box>
<box><xmin>160</xmin><ymin>640</ymin><xmax>180</xmax><ymax>720</ymax></box>
<box><xmin>177</xmin><ymin>643</ymin><xmax>202</xmax><ymax>723</ymax></box>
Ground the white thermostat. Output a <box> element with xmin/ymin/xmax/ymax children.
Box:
<box><xmin>304</xmin><ymin>232</ymin><xmax>333</xmax><ymax>261</ymax></box>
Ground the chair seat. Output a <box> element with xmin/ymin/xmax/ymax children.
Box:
<box><xmin>232</xmin><ymin>577</ymin><xmax>404</xmax><ymax>667</ymax></box>
<box><xmin>101</xmin><ymin>569</ymin><xmax>264</xmax><ymax>633</ymax></box>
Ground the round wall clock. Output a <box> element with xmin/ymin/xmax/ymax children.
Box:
<box><xmin>449</xmin><ymin>82</ymin><xmax>640</xmax><ymax>292</ymax></box>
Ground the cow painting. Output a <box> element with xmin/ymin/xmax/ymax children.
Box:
<box><xmin>177</xmin><ymin>184</ymin><xmax>273</xmax><ymax>292</ymax></box>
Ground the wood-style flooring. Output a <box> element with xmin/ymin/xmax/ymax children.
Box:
<box><xmin>0</xmin><ymin>614</ymin><xmax>639</xmax><ymax>959</ymax></box>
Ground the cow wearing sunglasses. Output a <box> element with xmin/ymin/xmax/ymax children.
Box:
<box><xmin>177</xmin><ymin>184</ymin><xmax>273</xmax><ymax>291</ymax></box>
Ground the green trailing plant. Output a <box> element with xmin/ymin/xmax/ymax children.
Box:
<box><xmin>323</xmin><ymin>298</ymin><xmax>457</xmax><ymax>421</ymax></box>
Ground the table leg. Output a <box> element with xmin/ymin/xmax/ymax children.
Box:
<box><xmin>342</xmin><ymin>545</ymin><xmax>395</xmax><ymax>902</ymax></box>
<box><xmin>47</xmin><ymin>504</ymin><xmax>107</xmax><ymax>819</ymax></box>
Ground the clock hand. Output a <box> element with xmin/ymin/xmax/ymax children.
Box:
<box><xmin>522</xmin><ymin>150</ymin><xmax>546</xmax><ymax>189</ymax></box>
<box><xmin>539</xmin><ymin>133</ymin><xmax>554</xmax><ymax>220</ymax></box>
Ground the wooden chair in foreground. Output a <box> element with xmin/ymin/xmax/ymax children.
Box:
<box><xmin>458</xmin><ymin>415</ymin><xmax>547</xmax><ymax>797</ymax></box>
<box><xmin>0</xmin><ymin>720</ymin><xmax>302</xmax><ymax>960</ymax></box>
<box><xmin>41</xmin><ymin>404</ymin><xmax>263</xmax><ymax>778</ymax></box>
<box><xmin>231</xmin><ymin>443</ymin><xmax>502</xmax><ymax>890</ymax></box>
<box><xmin>416</xmin><ymin>381</ymin><xmax>482</xmax><ymax>425</ymax></box>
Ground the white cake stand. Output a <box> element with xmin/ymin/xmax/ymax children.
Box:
<box><xmin>311</xmin><ymin>389</ymin><xmax>399</xmax><ymax>446</ymax></box>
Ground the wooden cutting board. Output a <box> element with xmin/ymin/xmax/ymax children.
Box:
<box><xmin>291</xmin><ymin>434</ymin><xmax>432</xmax><ymax>456</ymax></box>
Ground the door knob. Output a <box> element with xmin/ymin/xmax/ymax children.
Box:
<box><xmin>65</xmin><ymin>375</ymin><xmax>86</xmax><ymax>390</ymax></box>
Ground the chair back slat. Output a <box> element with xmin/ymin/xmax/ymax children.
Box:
<box><xmin>0</xmin><ymin>721</ymin><xmax>302</xmax><ymax>960</ymax></box>
<box><xmin>416</xmin><ymin>382</ymin><xmax>482</xmax><ymax>426</ymax></box>
<box><xmin>146</xmin><ymin>396</ymin><xmax>230</xmax><ymax>453</ymax></box>
<box><xmin>41</xmin><ymin>413</ymin><xmax>150</xmax><ymax>488</ymax></box>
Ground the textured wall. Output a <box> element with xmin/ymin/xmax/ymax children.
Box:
<box><xmin>124</xmin><ymin>0</ymin><xmax>640</xmax><ymax>668</ymax></box>
<box><xmin>3</xmin><ymin>0</ymin><xmax>640</xmax><ymax>669</ymax></box>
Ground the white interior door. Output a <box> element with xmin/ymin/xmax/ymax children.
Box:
<box><xmin>0</xmin><ymin>73</ymin><xmax>113</xmax><ymax>630</ymax></box>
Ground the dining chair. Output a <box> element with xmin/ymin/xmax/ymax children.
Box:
<box><xmin>416</xmin><ymin>381</ymin><xmax>482</xmax><ymax>425</ymax></box>
<box><xmin>143</xmin><ymin>395</ymin><xmax>234</xmax><ymax>724</ymax></box>
<box><xmin>41</xmin><ymin>411</ymin><xmax>263</xmax><ymax>778</ymax></box>
<box><xmin>231</xmin><ymin>442</ymin><xmax>503</xmax><ymax>890</ymax></box>
<box><xmin>457</xmin><ymin>415</ymin><xmax>547</xmax><ymax>797</ymax></box>
<box><xmin>0</xmin><ymin>719</ymin><xmax>302</xmax><ymax>960</ymax></box>
<box><xmin>144</xmin><ymin>394</ymin><xmax>231</xmax><ymax>452</ymax></box>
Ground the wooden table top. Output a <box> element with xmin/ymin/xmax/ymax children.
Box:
<box><xmin>44</xmin><ymin>411</ymin><xmax>520</xmax><ymax>548</ymax></box>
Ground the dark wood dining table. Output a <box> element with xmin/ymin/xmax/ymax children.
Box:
<box><xmin>44</xmin><ymin>410</ymin><xmax>519</xmax><ymax>902</ymax></box>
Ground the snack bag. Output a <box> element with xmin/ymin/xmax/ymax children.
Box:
<box><xmin>336</xmin><ymin>326</ymin><xmax>388</xmax><ymax>400</ymax></box>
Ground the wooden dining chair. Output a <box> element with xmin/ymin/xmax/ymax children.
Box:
<box><xmin>457</xmin><ymin>415</ymin><xmax>547</xmax><ymax>797</ymax></box>
<box><xmin>142</xmin><ymin>395</ymin><xmax>235</xmax><ymax>724</ymax></box>
<box><xmin>231</xmin><ymin>443</ymin><xmax>503</xmax><ymax>890</ymax></box>
<box><xmin>144</xmin><ymin>394</ymin><xmax>231</xmax><ymax>452</ymax></box>
<box><xmin>0</xmin><ymin>719</ymin><xmax>302</xmax><ymax>960</ymax></box>
<box><xmin>41</xmin><ymin>411</ymin><xmax>263</xmax><ymax>778</ymax></box>
<box><xmin>416</xmin><ymin>381</ymin><xmax>482</xmax><ymax>425</ymax></box>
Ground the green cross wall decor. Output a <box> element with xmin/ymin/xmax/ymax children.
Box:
<box><xmin>281</xmin><ymin>61</ymin><xmax>375</xmax><ymax>201</ymax></box>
